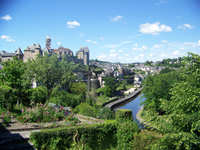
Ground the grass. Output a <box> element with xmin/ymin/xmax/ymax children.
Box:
<box><xmin>96</xmin><ymin>95</ymin><xmax>118</xmax><ymax>106</ymax></box>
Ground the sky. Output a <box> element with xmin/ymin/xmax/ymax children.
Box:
<box><xmin>0</xmin><ymin>0</ymin><xmax>200</xmax><ymax>63</ymax></box>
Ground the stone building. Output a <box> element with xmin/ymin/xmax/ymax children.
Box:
<box><xmin>23</xmin><ymin>44</ymin><xmax>42</xmax><ymax>62</ymax></box>
<box><xmin>1</xmin><ymin>35</ymin><xmax>89</xmax><ymax>65</ymax></box>
<box><xmin>0</xmin><ymin>48</ymin><xmax>23</xmax><ymax>63</ymax></box>
<box><xmin>53</xmin><ymin>46</ymin><xmax>73</xmax><ymax>58</ymax></box>
<box><xmin>76</xmin><ymin>46</ymin><xmax>89</xmax><ymax>65</ymax></box>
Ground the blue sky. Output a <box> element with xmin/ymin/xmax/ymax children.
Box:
<box><xmin>0</xmin><ymin>0</ymin><xmax>200</xmax><ymax>63</ymax></box>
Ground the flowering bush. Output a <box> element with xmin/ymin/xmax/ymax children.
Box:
<box><xmin>17</xmin><ymin>104</ymin><xmax>66</xmax><ymax>123</ymax></box>
<box><xmin>2</xmin><ymin>111</ymin><xmax>11</xmax><ymax>127</ymax></box>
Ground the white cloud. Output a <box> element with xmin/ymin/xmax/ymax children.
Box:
<box><xmin>97</xmin><ymin>54</ymin><xmax>107</xmax><ymax>60</ymax></box>
<box><xmin>110</xmin><ymin>16</ymin><xmax>123</xmax><ymax>22</ymax></box>
<box><xmin>155</xmin><ymin>0</ymin><xmax>168</xmax><ymax>5</ymax></box>
<box><xmin>149</xmin><ymin>53</ymin><xmax>154</xmax><ymax>57</ymax></box>
<box><xmin>172</xmin><ymin>50</ymin><xmax>180</xmax><ymax>55</ymax></box>
<box><xmin>177</xmin><ymin>24</ymin><xmax>194</xmax><ymax>30</ymax></box>
<box><xmin>86</xmin><ymin>39</ymin><xmax>92</xmax><ymax>43</ymax></box>
<box><xmin>109</xmin><ymin>53</ymin><xmax>118</xmax><ymax>58</ymax></box>
<box><xmin>110</xmin><ymin>49</ymin><xmax>116</xmax><ymax>53</ymax></box>
<box><xmin>180</xmin><ymin>47</ymin><xmax>185</xmax><ymax>50</ymax></box>
<box><xmin>134</xmin><ymin>43</ymin><xmax>138</xmax><ymax>47</ymax></box>
<box><xmin>118</xmin><ymin>49</ymin><xmax>123</xmax><ymax>53</ymax></box>
<box><xmin>152</xmin><ymin>44</ymin><xmax>163</xmax><ymax>49</ymax></box>
<box><xmin>86</xmin><ymin>39</ymin><xmax>98</xmax><ymax>44</ymax></box>
<box><xmin>0</xmin><ymin>35</ymin><xmax>15</xmax><ymax>42</ymax></box>
<box><xmin>132</xmin><ymin>45</ymin><xmax>148</xmax><ymax>51</ymax></box>
<box><xmin>67</xmin><ymin>21</ymin><xmax>80</xmax><ymax>28</ymax></box>
<box><xmin>168</xmin><ymin>47</ymin><xmax>171</xmax><ymax>50</ymax></box>
<box><xmin>1</xmin><ymin>15</ymin><xmax>12</xmax><ymax>21</ymax></box>
<box><xmin>57</xmin><ymin>42</ymin><xmax>61</xmax><ymax>45</ymax></box>
<box><xmin>99</xmin><ymin>37</ymin><xmax>104</xmax><ymax>40</ymax></box>
<box><xmin>125</xmin><ymin>54</ymin><xmax>129</xmax><ymax>57</ymax></box>
<box><xmin>1</xmin><ymin>35</ymin><xmax>9</xmax><ymax>39</ymax></box>
<box><xmin>183</xmin><ymin>40</ymin><xmax>200</xmax><ymax>47</ymax></box>
<box><xmin>139</xmin><ymin>22</ymin><xmax>172</xmax><ymax>35</ymax></box>
<box><xmin>161</xmin><ymin>40</ymin><xmax>168</xmax><ymax>43</ymax></box>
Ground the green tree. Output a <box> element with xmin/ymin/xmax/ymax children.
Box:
<box><xmin>142</xmin><ymin>70</ymin><xmax>183</xmax><ymax>114</ymax></box>
<box><xmin>104</xmin><ymin>76</ymin><xmax>116</xmax><ymax>97</ymax></box>
<box><xmin>70</xmin><ymin>82</ymin><xmax>87</xmax><ymax>102</ymax></box>
<box><xmin>0</xmin><ymin>57</ymin><xmax>28</xmax><ymax>109</ymax></box>
<box><xmin>25</xmin><ymin>53</ymin><xmax>75</xmax><ymax>103</ymax></box>
<box><xmin>159</xmin><ymin>68</ymin><xmax>175</xmax><ymax>74</ymax></box>
<box><xmin>144</xmin><ymin>53</ymin><xmax>200</xmax><ymax>149</ymax></box>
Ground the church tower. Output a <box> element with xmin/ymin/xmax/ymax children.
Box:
<box><xmin>46</xmin><ymin>35</ymin><xmax>51</xmax><ymax>50</ymax></box>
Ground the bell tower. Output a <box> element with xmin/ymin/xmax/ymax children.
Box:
<box><xmin>46</xmin><ymin>35</ymin><xmax>51</xmax><ymax>50</ymax></box>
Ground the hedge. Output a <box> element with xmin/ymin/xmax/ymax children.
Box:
<box><xmin>30</xmin><ymin>120</ymin><xmax>117</xmax><ymax>150</ymax></box>
<box><xmin>115</xmin><ymin>109</ymin><xmax>133</xmax><ymax>123</ymax></box>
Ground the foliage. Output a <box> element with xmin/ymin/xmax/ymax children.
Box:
<box><xmin>1</xmin><ymin>111</ymin><xmax>11</xmax><ymax>127</ymax></box>
<box><xmin>115</xmin><ymin>109</ymin><xmax>139</xmax><ymax>150</ymax></box>
<box><xmin>70</xmin><ymin>82</ymin><xmax>87</xmax><ymax>98</ymax></box>
<box><xmin>115</xmin><ymin>109</ymin><xmax>133</xmax><ymax>123</ymax></box>
<box><xmin>29</xmin><ymin>86</ymin><xmax>47</xmax><ymax>105</ymax></box>
<box><xmin>142</xmin><ymin>70</ymin><xmax>183</xmax><ymax>114</ymax></box>
<box><xmin>159</xmin><ymin>67</ymin><xmax>175</xmax><ymax>74</ymax></box>
<box><xmin>97</xmin><ymin>107</ymin><xmax>115</xmax><ymax>120</ymax></box>
<box><xmin>132</xmin><ymin>130</ymin><xmax>161</xmax><ymax>150</ymax></box>
<box><xmin>117</xmin><ymin>120</ymin><xmax>139</xmax><ymax>150</ymax></box>
<box><xmin>30</xmin><ymin>120</ymin><xmax>117</xmax><ymax>150</ymax></box>
<box><xmin>103</xmin><ymin>76</ymin><xmax>116</xmax><ymax>97</ymax></box>
<box><xmin>73</xmin><ymin>103</ymin><xmax>97</xmax><ymax>118</ymax></box>
<box><xmin>25</xmin><ymin>53</ymin><xmax>76</xmax><ymax>102</ymax></box>
<box><xmin>142</xmin><ymin>53</ymin><xmax>200</xmax><ymax>149</ymax></box>
<box><xmin>17</xmin><ymin>104</ymin><xmax>66</xmax><ymax>123</ymax></box>
<box><xmin>0</xmin><ymin>57</ymin><xmax>28</xmax><ymax>110</ymax></box>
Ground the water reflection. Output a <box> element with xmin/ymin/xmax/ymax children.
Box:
<box><xmin>114</xmin><ymin>94</ymin><xmax>146</xmax><ymax>128</ymax></box>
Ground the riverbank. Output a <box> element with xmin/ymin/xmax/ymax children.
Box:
<box><xmin>136</xmin><ymin>107</ymin><xmax>144</xmax><ymax>122</ymax></box>
<box><xmin>104</xmin><ymin>87</ymin><xmax>143</xmax><ymax>109</ymax></box>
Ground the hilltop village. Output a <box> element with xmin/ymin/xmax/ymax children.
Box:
<box><xmin>0</xmin><ymin>35</ymin><xmax>182</xmax><ymax>90</ymax></box>
<box><xmin>0</xmin><ymin>35</ymin><xmax>89</xmax><ymax>65</ymax></box>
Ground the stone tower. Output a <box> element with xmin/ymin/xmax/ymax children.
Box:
<box><xmin>46</xmin><ymin>35</ymin><xmax>51</xmax><ymax>50</ymax></box>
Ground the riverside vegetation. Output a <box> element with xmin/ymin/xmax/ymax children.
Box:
<box><xmin>0</xmin><ymin>52</ymin><xmax>199</xmax><ymax>149</ymax></box>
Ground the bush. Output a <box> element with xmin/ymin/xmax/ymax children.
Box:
<box><xmin>30</xmin><ymin>120</ymin><xmax>117</xmax><ymax>150</ymax></box>
<box><xmin>117</xmin><ymin>120</ymin><xmax>139</xmax><ymax>150</ymax></box>
<box><xmin>97</xmin><ymin>107</ymin><xmax>115</xmax><ymax>120</ymax></box>
<box><xmin>115</xmin><ymin>109</ymin><xmax>133</xmax><ymax>123</ymax></box>
<box><xmin>73</xmin><ymin>103</ymin><xmax>97</xmax><ymax>118</ymax></box>
<box><xmin>2</xmin><ymin>112</ymin><xmax>11</xmax><ymax>127</ymax></box>
<box><xmin>50</xmin><ymin>89</ymin><xmax>82</xmax><ymax>108</ymax></box>
<box><xmin>132</xmin><ymin>130</ymin><xmax>161</xmax><ymax>150</ymax></box>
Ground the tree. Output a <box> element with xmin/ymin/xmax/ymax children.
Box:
<box><xmin>0</xmin><ymin>57</ymin><xmax>28</xmax><ymax>109</ymax></box>
<box><xmin>159</xmin><ymin>68</ymin><xmax>175</xmax><ymax>74</ymax></box>
<box><xmin>26</xmin><ymin>53</ymin><xmax>75</xmax><ymax>103</ymax></box>
<box><xmin>104</xmin><ymin>76</ymin><xmax>116</xmax><ymax>97</ymax></box>
<box><xmin>70</xmin><ymin>82</ymin><xmax>87</xmax><ymax>102</ymax></box>
<box><xmin>144</xmin><ymin>53</ymin><xmax>200</xmax><ymax>149</ymax></box>
<box><xmin>142</xmin><ymin>69</ymin><xmax>183</xmax><ymax>114</ymax></box>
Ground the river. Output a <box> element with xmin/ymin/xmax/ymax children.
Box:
<box><xmin>114</xmin><ymin>94</ymin><xmax>146</xmax><ymax>128</ymax></box>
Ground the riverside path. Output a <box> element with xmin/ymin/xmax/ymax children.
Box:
<box><xmin>104</xmin><ymin>87</ymin><xmax>143</xmax><ymax>110</ymax></box>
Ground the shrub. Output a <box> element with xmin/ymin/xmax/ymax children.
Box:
<box><xmin>73</xmin><ymin>103</ymin><xmax>97</xmax><ymax>118</ymax></box>
<box><xmin>97</xmin><ymin>107</ymin><xmax>115</xmax><ymax>120</ymax></box>
<box><xmin>117</xmin><ymin>120</ymin><xmax>139</xmax><ymax>150</ymax></box>
<box><xmin>2</xmin><ymin>112</ymin><xmax>11</xmax><ymax>127</ymax></box>
<box><xmin>30</xmin><ymin>120</ymin><xmax>117</xmax><ymax>150</ymax></box>
<box><xmin>115</xmin><ymin>109</ymin><xmax>133</xmax><ymax>123</ymax></box>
